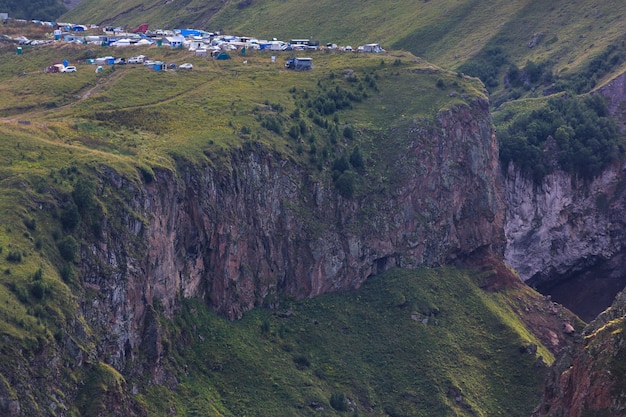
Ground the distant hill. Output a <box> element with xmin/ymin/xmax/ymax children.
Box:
<box><xmin>0</xmin><ymin>0</ymin><xmax>66</xmax><ymax>21</ymax></box>
<box><xmin>62</xmin><ymin>0</ymin><xmax>626</xmax><ymax>98</ymax></box>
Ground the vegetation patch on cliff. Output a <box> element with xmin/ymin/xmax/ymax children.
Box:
<box><xmin>495</xmin><ymin>93</ymin><xmax>623</xmax><ymax>182</ymax></box>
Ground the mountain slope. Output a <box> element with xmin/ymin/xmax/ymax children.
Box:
<box><xmin>0</xmin><ymin>41</ymin><xmax>580</xmax><ymax>415</ymax></box>
<box><xmin>0</xmin><ymin>0</ymin><xmax>66</xmax><ymax>21</ymax></box>
<box><xmin>62</xmin><ymin>0</ymin><xmax>626</xmax><ymax>87</ymax></box>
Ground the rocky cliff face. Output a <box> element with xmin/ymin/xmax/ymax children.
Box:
<box><xmin>500</xmin><ymin>71</ymin><xmax>626</xmax><ymax>417</ymax></box>
<box><xmin>504</xmin><ymin>163</ymin><xmax>626</xmax><ymax>321</ymax></box>
<box><xmin>532</xmin><ymin>288</ymin><xmax>626</xmax><ymax>417</ymax></box>
<box><xmin>78</xmin><ymin>98</ymin><xmax>504</xmax><ymax>371</ymax></box>
<box><xmin>503</xmin><ymin>70</ymin><xmax>626</xmax><ymax>322</ymax></box>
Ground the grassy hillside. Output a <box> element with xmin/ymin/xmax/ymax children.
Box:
<box><xmin>62</xmin><ymin>0</ymin><xmax>626</xmax><ymax>89</ymax></box>
<box><xmin>140</xmin><ymin>267</ymin><xmax>556</xmax><ymax>417</ymax></box>
<box><xmin>59</xmin><ymin>0</ymin><xmax>626</xmax><ymax>180</ymax></box>
<box><xmin>0</xmin><ymin>43</ymin><xmax>485</xmax><ymax>169</ymax></box>
<box><xmin>0</xmin><ymin>0</ymin><xmax>66</xmax><ymax>21</ymax></box>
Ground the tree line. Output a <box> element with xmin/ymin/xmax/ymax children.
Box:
<box><xmin>497</xmin><ymin>94</ymin><xmax>621</xmax><ymax>182</ymax></box>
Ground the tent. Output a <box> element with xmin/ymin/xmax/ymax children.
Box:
<box><xmin>215</xmin><ymin>52</ymin><xmax>231</xmax><ymax>60</ymax></box>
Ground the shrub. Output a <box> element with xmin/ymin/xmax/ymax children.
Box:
<box><xmin>288</xmin><ymin>125</ymin><xmax>300</xmax><ymax>140</ymax></box>
<box><xmin>57</xmin><ymin>236</ymin><xmax>78</xmax><ymax>262</ymax></box>
<box><xmin>31</xmin><ymin>280</ymin><xmax>47</xmax><ymax>300</ymax></box>
<box><xmin>138</xmin><ymin>166</ymin><xmax>154</xmax><ymax>183</ymax></box>
<box><xmin>54</xmin><ymin>328</ymin><xmax>64</xmax><ymax>342</ymax></box>
<box><xmin>332</xmin><ymin>155</ymin><xmax>350</xmax><ymax>173</ymax></box>
<box><xmin>60</xmin><ymin>202</ymin><xmax>80</xmax><ymax>231</ymax></box>
<box><xmin>6</xmin><ymin>251</ymin><xmax>22</xmax><ymax>263</ymax></box>
<box><xmin>343</xmin><ymin>126</ymin><xmax>354</xmax><ymax>140</ymax></box>
<box><xmin>59</xmin><ymin>263</ymin><xmax>73</xmax><ymax>283</ymax></box>
<box><xmin>23</xmin><ymin>218</ymin><xmax>36</xmax><ymax>231</ymax></box>
<box><xmin>261</xmin><ymin>319</ymin><xmax>270</xmax><ymax>334</ymax></box>
<box><xmin>293</xmin><ymin>355</ymin><xmax>310</xmax><ymax>369</ymax></box>
<box><xmin>334</xmin><ymin>171</ymin><xmax>357</xmax><ymax>198</ymax></box>
<box><xmin>349</xmin><ymin>146</ymin><xmax>364</xmax><ymax>169</ymax></box>
<box><xmin>72</xmin><ymin>178</ymin><xmax>97</xmax><ymax>215</ymax></box>
<box><xmin>330</xmin><ymin>392</ymin><xmax>348</xmax><ymax>411</ymax></box>
<box><xmin>32</xmin><ymin>267</ymin><xmax>43</xmax><ymax>281</ymax></box>
<box><xmin>261</xmin><ymin>116</ymin><xmax>283</xmax><ymax>135</ymax></box>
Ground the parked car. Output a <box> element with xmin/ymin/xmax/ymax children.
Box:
<box><xmin>61</xmin><ymin>66</ymin><xmax>77</xmax><ymax>72</ymax></box>
<box><xmin>114</xmin><ymin>58</ymin><xmax>126</xmax><ymax>65</ymax></box>
<box><xmin>179</xmin><ymin>63</ymin><xmax>193</xmax><ymax>70</ymax></box>
<box><xmin>127</xmin><ymin>56</ymin><xmax>145</xmax><ymax>64</ymax></box>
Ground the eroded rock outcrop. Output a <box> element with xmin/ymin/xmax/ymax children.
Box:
<box><xmin>504</xmin><ymin>162</ymin><xmax>626</xmax><ymax>320</ymax></box>
<box><xmin>79</xmin><ymin>98</ymin><xmax>505</xmax><ymax>370</ymax></box>
<box><xmin>532</xmin><ymin>289</ymin><xmax>626</xmax><ymax>417</ymax></box>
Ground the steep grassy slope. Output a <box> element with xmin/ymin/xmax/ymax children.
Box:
<box><xmin>147</xmin><ymin>266</ymin><xmax>559</xmax><ymax>417</ymax></box>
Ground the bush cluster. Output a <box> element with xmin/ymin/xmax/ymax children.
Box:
<box><xmin>329</xmin><ymin>392</ymin><xmax>348</xmax><ymax>411</ymax></box>
<box><xmin>554</xmin><ymin>40</ymin><xmax>626</xmax><ymax>94</ymax></box>
<box><xmin>462</xmin><ymin>36</ymin><xmax>626</xmax><ymax>100</ymax></box>
<box><xmin>458</xmin><ymin>46</ymin><xmax>509</xmax><ymax>89</ymax></box>
<box><xmin>498</xmin><ymin>94</ymin><xmax>620</xmax><ymax>182</ymax></box>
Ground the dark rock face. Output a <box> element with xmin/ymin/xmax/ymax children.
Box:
<box><xmin>504</xmin><ymin>164</ymin><xmax>626</xmax><ymax>320</ymax></box>
<box><xmin>78</xmin><ymin>98</ymin><xmax>505</xmax><ymax>369</ymax></box>
<box><xmin>532</xmin><ymin>290</ymin><xmax>626</xmax><ymax>417</ymax></box>
<box><xmin>504</xmin><ymin>70</ymin><xmax>626</xmax><ymax>416</ymax></box>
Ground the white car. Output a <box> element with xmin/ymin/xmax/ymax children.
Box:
<box><xmin>61</xmin><ymin>66</ymin><xmax>77</xmax><ymax>73</ymax></box>
<box><xmin>179</xmin><ymin>63</ymin><xmax>193</xmax><ymax>70</ymax></box>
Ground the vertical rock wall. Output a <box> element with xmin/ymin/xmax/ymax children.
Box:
<box><xmin>79</xmin><ymin>99</ymin><xmax>505</xmax><ymax>368</ymax></box>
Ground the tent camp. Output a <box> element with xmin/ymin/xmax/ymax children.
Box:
<box><xmin>215</xmin><ymin>51</ymin><xmax>231</xmax><ymax>60</ymax></box>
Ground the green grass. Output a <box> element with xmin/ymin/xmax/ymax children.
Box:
<box><xmin>138</xmin><ymin>267</ymin><xmax>551</xmax><ymax>417</ymax></box>
<box><xmin>0</xmin><ymin>45</ymin><xmax>482</xmax><ymax>170</ymax></box>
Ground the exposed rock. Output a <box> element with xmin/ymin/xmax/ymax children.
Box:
<box><xmin>77</xmin><ymin>98</ymin><xmax>504</xmax><ymax>373</ymax></box>
<box><xmin>532</xmin><ymin>290</ymin><xmax>626</xmax><ymax>417</ymax></box>
<box><xmin>504</xmin><ymin>163</ymin><xmax>626</xmax><ymax>321</ymax></box>
<box><xmin>595</xmin><ymin>69</ymin><xmax>626</xmax><ymax>133</ymax></box>
<box><xmin>2</xmin><ymin>97</ymin><xmax>512</xmax><ymax>415</ymax></box>
<box><xmin>504</xmin><ymin>70</ymin><xmax>626</xmax><ymax>321</ymax></box>
<box><xmin>528</xmin><ymin>33</ymin><xmax>545</xmax><ymax>49</ymax></box>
